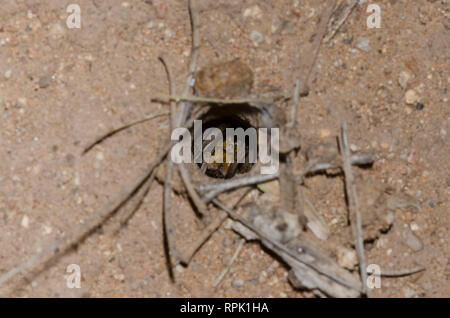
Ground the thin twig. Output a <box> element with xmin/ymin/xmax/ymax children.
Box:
<box><xmin>82</xmin><ymin>112</ymin><xmax>169</xmax><ymax>154</ymax></box>
<box><xmin>177</xmin><ymin>166</ymin><xmax>209</xmax><ymax>217</ymax></box>
<box><xmin>159</xmin><ymin>55</ymin><xmax>177</xmax><ymax>129</ymax></box>
<box><xmin>160</xmin><ymin>55</ymin><xmax>181</xmax><ymax>280</ymax></box>
<box><xmin>213</xmin><ymin>239</ymin><xmax>245</xmax><ymax>288</ymax></box>
<box><xmin>377</xmin><ymin>267</ymin><xmax>426</xmax><ymax>277</ymax></box>
<box><xmin>297</xmin><ymin>0</ymin><xmax>337</xmax><ymax>96</ymax></box>
<box><xmin>178</xmin><ymin>0</ymin><xmax>201</xmax><ymax>125</ymax></box>
<box><xmin>201</xmin><ymin>173</ymin><xmax>279</xmax><ymax>203</ymax></box>
<box><xmin>305</xmin><ymin>153</ymin><xmax>376</xmax><ymax>174</ymax></box>
<box><xmin>153</xmin><ymin>93</ymin><xmax>274</xmax><ymax>106</ymax></box>
<box><xmin>117</xmin><ymin>169</ymin><xmax>157</xmax><ymax>229</ymax></box>
<box><xmin>287</xmin><ymin>79</ymin><xmax>300</xmax><ymax>127</ymax></box>
<box><xmin>161</xmin><ymin>0</ymin><xmax>202</xmax><ymax>278</ymax></box>
<box><xmin>324</xmin><ymin>0</ymin><xmax>358</xmax><ymax>43</ymax></box>
<box><xmin>338</xmin><ymin>121</ymin><xmax>368</xmax><ymax>296</ymax></box>
<box><xmin>199</xmin><ymin>153</ymin><xmax>375</xmax><ymax>203</ymax></box>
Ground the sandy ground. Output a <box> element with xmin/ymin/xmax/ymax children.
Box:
<box><xmin>0</xmin><ymin>0</ymin><xmax>448</xmax><ymax>297</ymax></box>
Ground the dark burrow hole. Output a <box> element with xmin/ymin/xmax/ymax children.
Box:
<box><xmin>192</xmin><ymin>106</ymin><xmax>257</xmax><ymax>179</ymax></box>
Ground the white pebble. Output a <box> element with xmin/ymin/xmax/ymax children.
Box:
<box><xmin>250</xmin><ymin>30</ymin><xmax>265</xmax><ymax>45</ymax></box>
<box><xmin>405</xmin><ymin>89</ymin><xmax>420</xmax><ymax>105</ymax></box>
<box><xmin>4</xmin><ymin>70</ymin><xmax>12</xmax><ymax>79</ymax></box>
<box><xmin>21</xmin><ymin>215</ymin><xmax>30</xmax><ymax>228</ymax></box>
<box><xmin>355</xmin><ymin>37</ymin><xmax>371</xmax><ymax>52</ymax></box>
<box><xmin>243</xmin><ymin>5</ymin><xmax>263</xmax><ymax>19</ymax></box>
<box><xmin>96</xmin><ymin>152</ymin><xmax>104</xmax><ymax>161</ymax></box>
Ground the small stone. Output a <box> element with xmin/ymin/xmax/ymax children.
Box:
<box><xmin>232</xmin><ymin>279</ymin><xmax>244</xmax><ymax>288</ymax></box>
<box><xmin>17</xmin><ymin>97</ymin><xmax>27</xmax><ymax>107</ymax></box>
<box><xmin>243</xmin><ymin>5</ymin><xmax>263</xmax><ymax>19</ymax></box>
<box><xmin>4</xmin><ymin>69</ymin><xmax>12</xmax><ymax>79</ymax></box>
<box><xmin>96</xmin><ymin>152</ymin><xmax>104</xmax><ymax>161</ymax></box>
<box><xmin>350</xmin><ymin>144</ymin><xmax>358</xmax><ymax>152</ymax></box>
<box><xmin>398</xmin><ymin>71</ymin><xmax>413</xmax><ymax>89</ymax></box>
<box><xmin>175</xmin><ymin>264</ymin><xmax>184</xmax><ymax>273</ymax></box>
<box><xmin>402</xmin><ymin>226</ymin><xmax>423</xmax><ymax>252</ymax></box>
<box><xmin>21</xmin><ymin>215</ymin><xmax>30</xmax><ymax>228</ymax></box>
<box><xmin>39</xmin><ymin>75</ymin><xmax>52</xmax><ymax>88</ymax></box>
<box><xmin>405</xmin><ymin>89</ymin><xmax>420</xmax><ymax>105</ymax></box>
<box><xmin>336</xmin><ymin>246</ymin><xmax>358</xmax><ymax>270</ymax></box>
<box><xmin>355</xmin><ymin>37</ymin><xmax>371</xmax><ymax>52</ymax></box>
<box><xmin>250</xmin><ymin>30</ymin><xmax>265</xmax><ymax>45</ymax></box>
<box><xmin>320</xmin><ymin>129</ymin><xmax>331</xmax><ymax>138</ymax></box>
<box><xmin>416</xmin><ymin>103</ymin><xmax>424</xmax><ymax>110</ymax></box>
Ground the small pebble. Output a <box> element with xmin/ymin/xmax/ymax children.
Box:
<box><xmin>243</xmin><ymin>5</ymin><xmax>263</xmax><ymax>19</ymax></box>
<box><xmin>232</xmin><ymin>279</ymin><xmax>244</xmax><ymax>288</ymax></box>
<box><xmin>405</xmin><ymin>89</ymin><xmax>420</xmax><ymax>105</ymax></box>
<box><xmin>96</xmin><ymin>152</ymin><xmax>104</xmax><ymax>161</ymax></box>
<box><xmin>4</xmin><ymin>70</ymin><xmax>12</xmax><ymax>79</ymax></box>
<box><xmin>336</xmin><ymin>246</ymin><xmax>358</xmax><ymax>270</ymax></box>
<box><xmin>17</xmin><ymin>97</ymin><xmax>27</xmax><ymax>107</ymax></box>
<box><xmin>39</xmin><ymin>75</ymin><xmax>52</xmax><ymax>88</ymax></box>
<box><xmin>21</xmin><ymin>215</ymin><xmax>30</xmax><ymax>228</ymax></box>
<box><xmin>250</xmin><ymin>30</ymin><xmax>265</xmax><ymax>45</ymax></box>
<box><xmin>402</xmin><ymin>226</ymin><xmax>423</xmax><ymax>252</ymax></box>
<box><xmin>355</xmin><ymin>37</ymin><xmax>371</xmax><ymax>52</ymax></box>
<box><xmin>175</xmin><ymin>264</ymin><xmax>184</xmax><ymax>273</ymax></box>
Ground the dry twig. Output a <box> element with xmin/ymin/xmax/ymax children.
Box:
<box><xmin>82</xmin><ymin>112</ymin><xmax>169</xmax><ymax>154</ymax></box>
<box><xmin>324</xmin><ymin>0</ymin><xmax>358</xmax><ymax>43</ymax></box>
<box><xmin>338</xmin><ymin>122</ymin><xmax>368</xmax><ymax>296</ymax></box>
<box><xmin>213</xmin><ymin>239</ymin><xmax>245</xmax><ymax>288</ymax></box>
